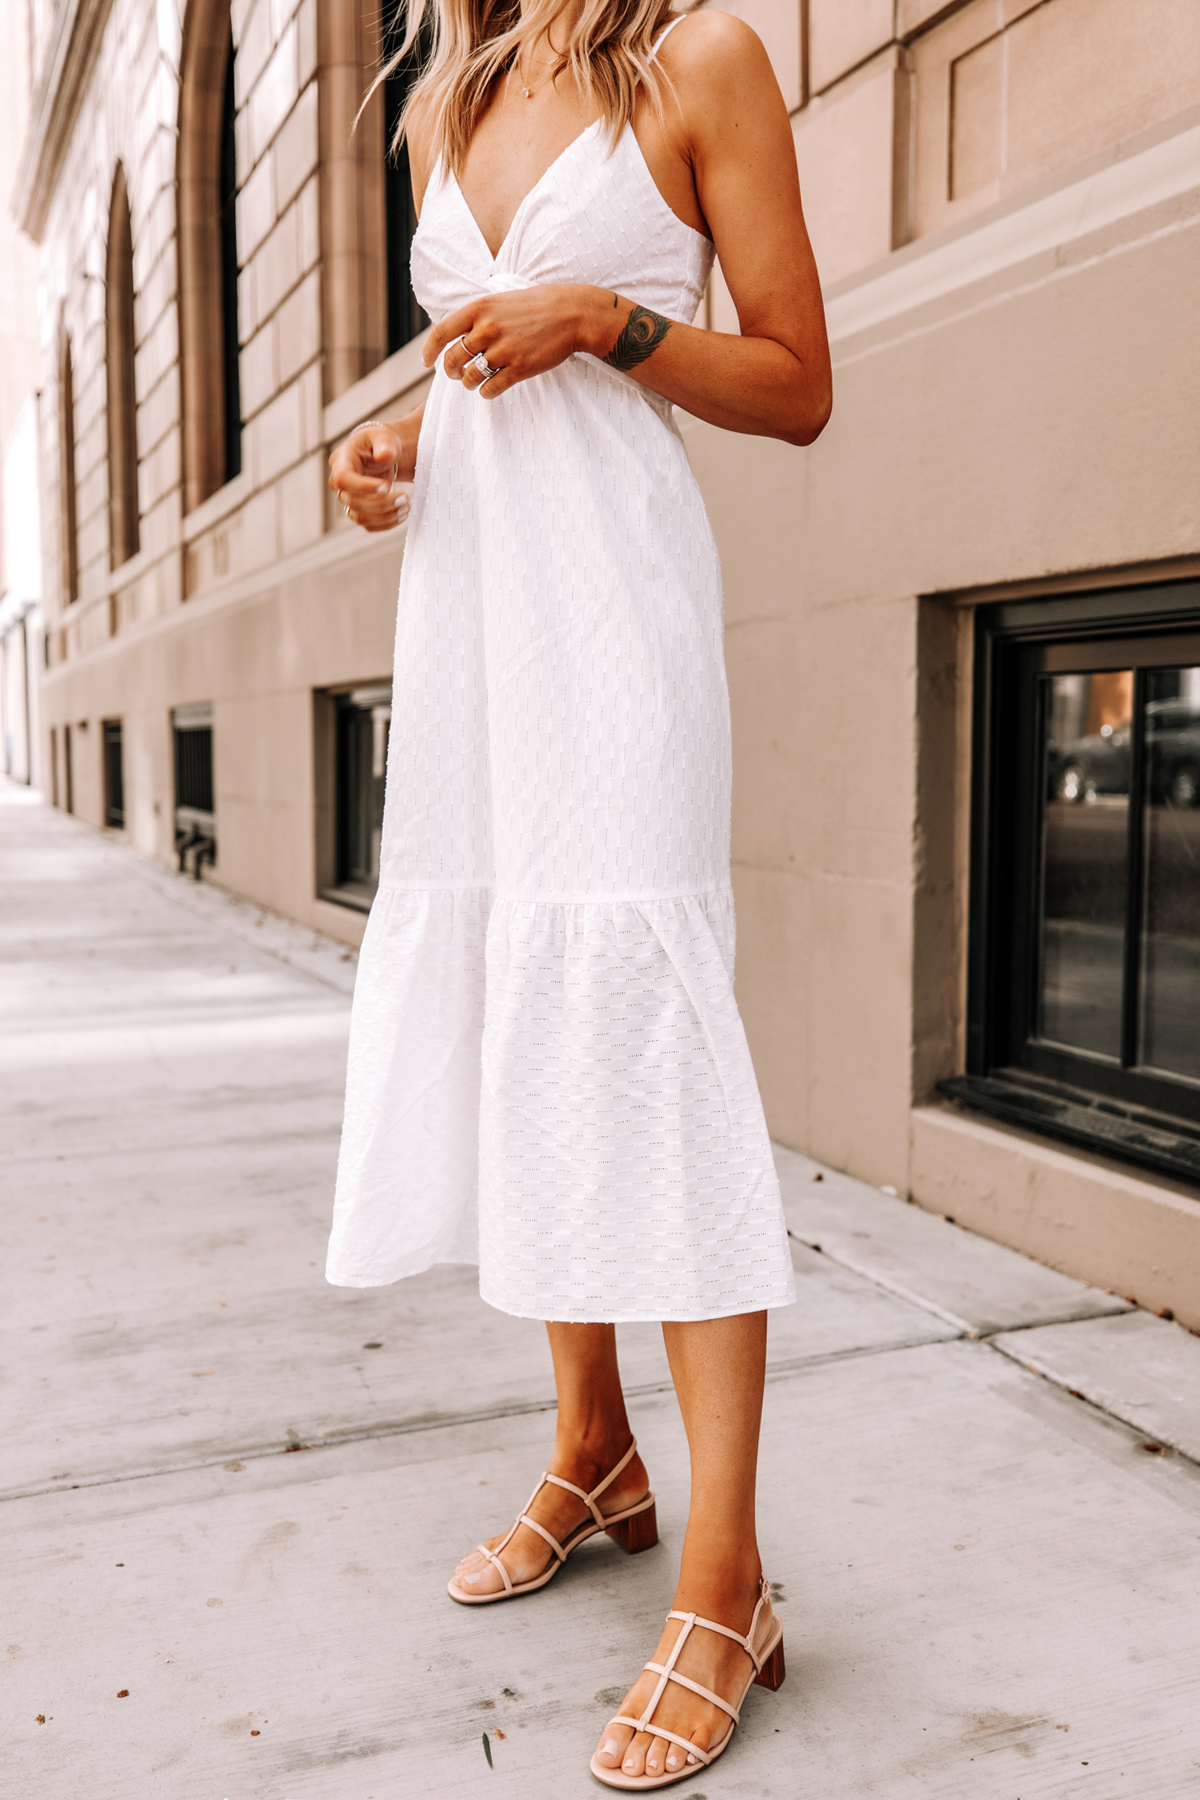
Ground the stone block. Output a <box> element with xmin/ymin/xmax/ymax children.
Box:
<box><xmin>239</xmin><ymin>319</ymin><xmax>278</xmax><ymax>423</ymax></box>
<box><xmin>806</xmin><ymin>870</ymin><xmax>914</xmax><ymax>1185</ymax></box>
<box><xmin>809</xmin><ymin>0</ymin><xmax>895</xmax><ymax>93</ymax></box>
<box><xmin>133</xmin><ymin>303</ymin><xmax>178</xmax><ymax>405</ymax></box>
<box><xmin>731</xmin><ymin>863</ymin><xmax>813</xmax><ymax>1147</ymax></box>
<box><xmin>137</xmin><ymin>366</ymin><xmax>180</xmax><ymax>457</ymax></box>
<box><xmin>793</xmin><ymin>57</ymin><xmax>900</xmax><ymax>285</ymax></box>
<box><xmin>234</xmin><ymin>0</ymin><xmax>275</xmax><ymax>107</ymax></box>
<box><xmin>139</xmin><ymin>427</ymin><xmax>180</xmax><ymax>515</ymax></box>
<box><xmin>276</xmin><ymin>267</ymin><xmax>320</xmax><ymax>386</ymax></box>
<box><xmin>250</xmin><ymin>197</ymin><xmax>301</xmax><ymax>325</ymax></box>
<box><xmin>297</xmin><ymin>358</ymin><xmax>323</xmax><ymax>454</ymax></box>
<box><xmin>277</xmin><ymin>450</ymin><xmax>326</xmax><ymax>557</ymax></box>
<box><xmin>252</xmin><ymin>377</ymin><xmax>304</xmax><ymax>486</ymax></box>
<box><xmin>237</xmin><ymin>146</ymin><xmax>277</xmax><ymax>260</ymax></box>
<box><xmin>298</xmin><ymin>171</ymin><xmax>320</xmax><ymax>274</ymax></box>
<box><xmin>273</xmin><ymin>77</ymin><xmax>318</xmax><ymax>215</ymax></box>
<box><xmin>296</xmin><ymin>0</ymin><xmax>317</xmax><ymax>88</ymax></box>
<box><xmin>248</xmin><ymin>20</ymin><xmax>298</xmax><ymax>167</ymax></box>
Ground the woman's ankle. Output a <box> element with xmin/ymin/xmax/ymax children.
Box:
<box><xmin>673</xmin><ymin>1541</ymin><xmax>763</xmax><ymax>1624</ymax></box>
<box><xmin>549</xmin><ymin>1423</ymin><xmax>635</xmax><ymax>1485</ymax></box>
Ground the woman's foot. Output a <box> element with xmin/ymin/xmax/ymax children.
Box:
<box><xmin>451</xmin><ymin>1438</ymin><xmax>651</xmax><ymax>1597</ymax></box>
<box><xmin>593</xmin><ymin>1563</ymin><xmax>770</xmax><ymax>1779</ymax></box>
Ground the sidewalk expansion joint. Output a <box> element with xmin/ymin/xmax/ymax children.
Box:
<box><xmin>0</xmin><ymin>1334</ymin><xmax>959</xmax><ymax>1505</ymax></box>
<box><xmin>789</xmin><ymin>1230</ymin><xmax>1199</xmax><ymax>1469</ymax></box>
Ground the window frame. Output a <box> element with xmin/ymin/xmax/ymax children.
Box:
<box><xmin>944</xmin><ymin>577</ymin><xmax>1200</xmax><ymax>1187</ymax></box>
<box><xmin>314</xmin><ymin>681</ymin><xmax>392</xmax><ymax>912</ymax></box>
<box><xmin>177</xmin><ymin>0</ymin><xmax>241</xmax><ymax>512</ymax></box>
<box><xmin>102</xmin><ymin>718</ymin><xmax>125</xmax><ymax>829</ymax></box>
<box><xmin>105</xmin><ymin>164</ymin><xmax>140</xmax><ymax>568</ymax></box>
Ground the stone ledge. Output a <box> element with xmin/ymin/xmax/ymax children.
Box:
<box><xmin>910</xmin><ymin>1102</ymin><xmax>1200</xmax><ymax>1330</ymax></box>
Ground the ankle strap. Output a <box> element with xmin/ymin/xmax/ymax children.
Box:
<box><xmin>542</xmin><ymin>1437</ymin><xmax>638</xmax><ymax>1527</ymax></box>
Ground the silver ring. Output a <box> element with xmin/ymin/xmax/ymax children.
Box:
<box><xmin>470</xmin><ymin>352</ymin><xmax>501</xmax><ymax>381</ymax></box>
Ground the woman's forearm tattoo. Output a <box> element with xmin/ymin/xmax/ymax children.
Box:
<box><xmin>604</xmin><ymin>298</ymin><xmax>673</xmax><ymax>371</ymax></box>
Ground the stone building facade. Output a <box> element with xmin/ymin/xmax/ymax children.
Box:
<box><xmin>14</xmin><ymin>0</ymin><xmax>1200</xmax><ymax>1319</ymax></box>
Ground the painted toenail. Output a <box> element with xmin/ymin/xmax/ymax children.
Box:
<box><xmin>602</xmin><ymin>1740</ymin><xmax>621</xmax><ymax>1758</ymax></box>
<box><xmin>624</xmin><ymin>1759</ymin><xmax>637</xmax><ymax>1771</ymax></box>
<box><xmin>686</xmin><ymin>1753</ymin><xmax>697</xmax><ymax>1764</ymax></box>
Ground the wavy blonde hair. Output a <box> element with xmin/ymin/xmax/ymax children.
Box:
<box><xmin>373</xmin><ymin>0</ymin><xmax>688</xmax><ymax>176</ymax></box>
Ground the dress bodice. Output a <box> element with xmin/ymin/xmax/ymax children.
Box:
<box><xmin>411</xmin><ymin>118</ymin><xmax>715</xmax><ymax>327</ymax></box>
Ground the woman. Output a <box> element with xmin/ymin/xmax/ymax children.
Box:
<box><xmin>327</xmin><ymin>0</ymin><xmax>830</xmax><ymax>1783</ymax></box>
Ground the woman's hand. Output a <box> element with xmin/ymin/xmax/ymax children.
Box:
<box><xmin>425</xmin><ymin>285</ymin><xmax>618</xmax><ymax>400</ymax></box>
<box><xmin>328</xmin><ymin>413</ymin><xmax>422</xmax><ymax>533</ymax></box>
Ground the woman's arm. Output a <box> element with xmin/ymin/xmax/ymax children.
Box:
<box><xmin>427</xmin><ymin>13</ymin><xmax>831</xmax><ymax>447</ymax></box>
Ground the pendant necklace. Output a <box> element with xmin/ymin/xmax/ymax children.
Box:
<box><xmin>513</xmin><ymin>56</ymin><xmax>555</xmax><ymax>99</ymax></box>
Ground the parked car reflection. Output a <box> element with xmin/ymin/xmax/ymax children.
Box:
<box><xmin>1051</xmin><ymin>720</ymin><xmax>1130</xmax><ymax>804</ymax></box>
<box><xmin>1051</xmin><ymin>700</ymin><xmax>1200</xmax><ymax>806</ymax></box>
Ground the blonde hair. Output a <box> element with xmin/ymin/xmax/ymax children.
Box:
<box><xmin>373</xmin><ymin>0</ymin><xmax>687</xmax><ymax>177</ymax></box>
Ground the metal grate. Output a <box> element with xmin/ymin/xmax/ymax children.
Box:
<box><xmin>174</xmin><ymin>725</ymin><xmax>213</xmax><ymax>813</ymax></box>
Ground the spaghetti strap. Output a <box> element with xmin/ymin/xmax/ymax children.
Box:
<box><xmin>649</xmin><ymin>13</ymin><xmax>685</xmax><ymax>58</ymax></box>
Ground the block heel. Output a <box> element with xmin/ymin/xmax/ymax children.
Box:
<box><xmin>606</xmin><ymin>1498</ymin><xmax>658</xmax><ymax>1553</ymax></box>
<box><xmin>755</xmin><ymin>1634</ymin><xmax>786</xmax><ymax>1691</ymax></box>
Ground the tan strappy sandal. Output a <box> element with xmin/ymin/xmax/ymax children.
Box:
<box><xmin>589</xmin><ymin>1575</ymin><xmax>785</xmax><ymax>1788</ymax></box>
<box><xmin>447</xmin><ymin>1438</ymin><xmax>657</xmax><ymax>1605</ymax></box>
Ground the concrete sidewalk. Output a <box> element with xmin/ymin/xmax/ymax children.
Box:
<box><xmin>4</xmin><ymin>784</ymin><xmax>1200</xmax><ymax>1800</ymax></box>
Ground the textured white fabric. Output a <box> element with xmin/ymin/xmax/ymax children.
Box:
<box><xmin>326</xmin><ymin>105</ymin><xmax>796</xmax><ymax>1321</ymax></box>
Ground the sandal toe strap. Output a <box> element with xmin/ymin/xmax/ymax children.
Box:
<box><xmin>517</xmin><ymin>1512</ymin><xmax>568</xmax><ymax>1564</ymax></box>
<box><xmin>642</xmin><ymin>1661</ymin><xmax>741</xmax><ymax>1725</ymax></box>
<box><xmin>608</xmin><ymin>1716</ymin><xmax>715</xmax><ymax>1767</ymax></box>
<box><xmin>477</xmin><ymin>1544</ymin><xmax>514</xmax><ymax>1594</ymax></box>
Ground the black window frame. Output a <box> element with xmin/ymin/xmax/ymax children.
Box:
<box><xmin>941</xmin><ymin>576</ymin><xmax>1200</xmax><ymax>1188</ymax></box>
<box><xmin>218</xmin><ymin>21</ymin><xmax>242</xmax><ymax>484</ymax></box>
<box><xmin>102</xmin><ymin>717</ymin><xmax>125</xmax><ymax>829</ymax></box>
<box><xmin>172</xmin><ymin>702</ymin><xmax>216</xmax><ymax>877</ymax></box>
<box><xmin>319</xmin><ymin>683</ymin><xmax>392</xmax><ymax>912</ymax></box>
<box><xmin>382</xmin><ymin>17</ymin><xmax>431</xmax><ymax>355</ymax></box>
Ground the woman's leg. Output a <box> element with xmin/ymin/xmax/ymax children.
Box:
<box><xmin>594</xmin><ymin>1310</ymin><xmax>770</xmax><ymax>1778</ymax></box>
<box><xmin>452</xmin><ymin>1323</ymin><xmax>651</xmax><ymax>1595</ymax></box>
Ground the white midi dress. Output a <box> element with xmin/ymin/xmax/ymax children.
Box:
<box><xmin>326</xmin><ymin>80</ymin><xmax>797</xmax><ymax>1323</ymax></box>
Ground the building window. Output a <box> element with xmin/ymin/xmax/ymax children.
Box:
<box><xmin>178</xmin><ymin>2</ymin><xmax>240</xmax><ymax>511</ymax></box>
<box><xmin>944</xmin><ymin>578</ymin><xmax>1200</xmax><ymax>1187</ymax></box>
<box><xmin>50</xmin><ymin>725</ymin><xmax>59</xmax><ymax>806</ymax></box>
<box><xmin>63</xmin><ymin>721</ymin><xmax>74</xmax><ymax>814</ymax></box>
<box><xmin>103</xmin><ymin>719</ymin><xmax>125</xmax><ymax>828</ymax></box>
<box><xmin>318</xmin><ymin>684</ymin><xmax>391</xmax><ymax>910</ymax></box>
<box><xmin>172</xmin><ymin>701</ymin><xmax>216</xmax><ymax>876</ymax></box>
<box><xmin>106</xmin><ymin>164</ymin><xmax>140</xmax><ymax>568</ymax></box>
<box><xmin>58</xmin><ymin>326</ymin><xmax>79</xmax><ymax>605</ymax></box>
<box><xmin>382</xmin><ymin>20</ymin><xmax>429</xmax><ymax>355</ymax></box>
<box><xmin>218</xmin><ymin>34</ymin><xmax>242</xmax><ymax>483</ymax></box>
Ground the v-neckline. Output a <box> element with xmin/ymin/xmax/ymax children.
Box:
<box><xmin>448</xmin><ymin>118</ymin><xmax>605</xmax><ymax>266</ymax></box>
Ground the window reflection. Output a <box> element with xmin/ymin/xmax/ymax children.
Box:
<box><xmin>1140</xmin><ymin>666</ymin><xmax>1200</xmax><ymax>1080</ymax></box>
<box><xmin>1039</xmin><ymin>671</ymin><xmax>1131</xmax><ymax>1058</ymax></box>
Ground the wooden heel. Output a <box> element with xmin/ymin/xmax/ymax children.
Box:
<box><xmin>755</xmin><ymin>1636</ymin><xmax>786</xmax><ymax>1691</ymax></box>
<box><xmin>605</xmin><ymin>1500</ymin><xmax>658</xmax><ymax>1554</ymax></box>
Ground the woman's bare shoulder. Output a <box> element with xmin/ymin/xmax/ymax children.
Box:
<box><xmin>657</xmin><ymin>8</ymin><xmax>777</xmax><ymax>85</ymax></box>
